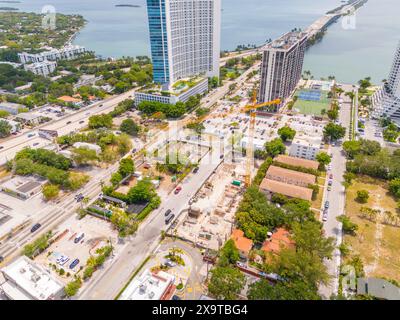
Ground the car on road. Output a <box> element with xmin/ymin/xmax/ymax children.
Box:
<box><xmin>165</xmin><ymin>214</ymin><xmax>175</xmax><ymax>225</ymax></box>
<box><xmin>69</xmin><ymin>258</ymin><xmax>80</xmax><ymax>269</ymax></box>
<box><xmin>327</xmin><ymin>186</ymin><xmax>332</xmax><ymax>192</ymax></box>
<box><xmin>0</xmin><ymin>146</ymin><xmax>3</xmax><ymax>150</ymax></box>
<box><xmin>74</xmin><ymin>233</ymin><xmax>85</xmax><ymax>243</ymax></box>
<box><xmin>30</xmin><ymin>223</ymin><xmax>41</xmax><ymax>233</ymax></box>
<box><xmin>164</xmin><ymin>209</ymin><xmax>172</xmax><ymax>217</ymax></box>
<box><xmin>33</xmin><ymin>142</ymin><xmax>39</xmax><ymax>146</ymax></box>
<box><xmin>164</xmin><ymin>259</ymin><xmax>176</xmax><ymax>267</ymax></box>
<box><xmin>0</xmin><ymin>255</ymin><xmax>4</xmax><ymax>263</ymax></box>
<box><xmin>328</xmin><ymin>180</ymin><xmax>333</xmax><ymax>186</ymax></box>
<box><xmin>99</xmin><ymin>104</ymin><xmax>103</xmax><ymax>107</ymax></box>
<box><xmin>79</xmin><ymin>120</ymin><xmax>85</xmax><ymax>124</ymax></box>
<box><xmin>66</xmin><ymin>121</ymin><xmax>72</xmax><ymax>125</ymax></box>
<box><xmin>322</xmin><ymin>213</ymin><xmax>328</xmax><ymax>222</ymax></box>
<box><xmin>27</xmin><ymin>133</ymin><xmax>35</xmax><ymax>138</ymax></box>
<box><xmin>193</xmin><ymin>167</ymin><xmax>199</xmax><ymax>174</ymax></box>
<box><xmin>174</xmin><ymin>186</ymin><xmax>182</xmax><ymax>194</ymax></box>
<box><xmin>324</xmin><ymin>201</ymin><xmax>330</xmax><ymax>209</ymax></box>
<box><xmin>329</xmin><ymin>174</ymin><xmax>333</xmax><ymax>179</ymax></box>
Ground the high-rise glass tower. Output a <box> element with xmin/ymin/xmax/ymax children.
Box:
<box><xmin>379</xmin><ymin>42</ymin><xmax>400</xmax><ymax>125</ymax></box>
<box><xmin>258</xmin><ymin>31</ymin><xmax>307</xmax><ymax>109</ymax></box>
<box><xmin>146</xmin><ymin>0</ymin><xmax>221</xmax><ymax>86</ymax></box>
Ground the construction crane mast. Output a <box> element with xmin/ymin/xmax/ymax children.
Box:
<box><xmin>242</xmin><ymin>91</ymin><xmax>281</xmax><ymax>186</ymax></box>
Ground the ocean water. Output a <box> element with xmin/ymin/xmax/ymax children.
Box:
<box><xmin>9</xmin><ymin>0</ymin><xmax>400</xmax><ymax>84</ymax></box>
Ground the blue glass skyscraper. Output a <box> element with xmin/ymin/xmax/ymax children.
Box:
<box><xmin>145</xmin><ymin>0</ymin><xmax>221</xmax><ymax>87</ymax></box>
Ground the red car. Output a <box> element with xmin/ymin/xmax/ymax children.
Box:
<box><xmin>174</xmin><ymin>186</ymin><xmax>182</xmax><ymax>194</ymax></box>
<box><xmin>329</xmin><ymin>174</ymin><xmax>333</xmax><ymax>179</ymax></box>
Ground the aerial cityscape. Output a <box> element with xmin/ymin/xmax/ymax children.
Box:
<box><xmin>0</xmin><ymin>0</ymin><xmax>399</xmax><ymax>304</ymax></box>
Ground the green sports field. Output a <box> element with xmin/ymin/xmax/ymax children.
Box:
<box><xmin>292</xmin><ymin>89</ymin><xmax>331</xmax><ymax>116</ymax></box>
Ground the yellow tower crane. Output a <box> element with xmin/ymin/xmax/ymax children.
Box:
<box><xmin>241</xmin><ymin>91</ymin><xmax>281</xmax><ymax>187</ymax></box>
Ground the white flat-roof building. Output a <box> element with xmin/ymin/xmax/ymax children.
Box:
<box><xmin>15</xmin><ymin>112</ymin><xmax>44</xmax><ymax>125</ymax></box>
<box><xmin>1</xmin><ymin>176</ymin><xmax>45</xmax><ymax>200</ymax></box>
<box><xmin>119</xmin><ymin>269</ymin><xmax>175</xmax><ymax>300</ymax></box>
<box><xmin>0</xmin><ymin>256</ymin><xmax>64</xmax><ymax>300</ymax></box>
<box><xmin>73</xmin><ymin>142</ymin><xmax>102</xmax><ymax>154</ymax></box>
<box><xmin>289</xmin><ymin>132</ymin><xmax>323</xmax><ymax>160</ymax></box>
<box><xmin>24</xmin><ymin>60</ymin><xmax>57</xmax><ymax>77</ymax></box>
<box><xmin>18</xmin><ymin>45</ymin><xmax>86</xmax><ymax>64</ymax></box>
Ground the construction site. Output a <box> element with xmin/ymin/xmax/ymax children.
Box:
<box><xmin>171</xmin><ymin>162</ymin><xmax>248</xmax><ymax>251</ymax></box>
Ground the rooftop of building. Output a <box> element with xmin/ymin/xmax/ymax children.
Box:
<box><xmin>266</xmin><ymin>165</ymin><xmax>316</xmax><ymax>185</ymax></box>
<box><xmin>263</xmin><ymin>31</ymin><xmax>308</xmax><ymax>51</ymax></box>
<box><xmin>1</xmin><ymin>256</ymin><xmax>64</xmax><ymax>300</ymax></box>
<box><xmin>274</xmin><ymin>155</ymin><xmax>319</xmax><ymax>170</ymax></box>
<box><xmin>0</xmin><ymin>102</ymin><xmax>24</xmax><ymax>108</ymax></box>
<box><xmin>15</xmin><ymin>112</ymin><xmax>43</xmax><ymax>121</ymax></box>
<box><xmin>292</xmin><ymin>132</ymin><xmax>323</xmax><ymax>148</ymax></box>
<box><xmin>57</xmin><ymin>96</ymin><xmax>81</xmax><ymax>103</ymax></box>
<box><xmin>262</xmin><ymin>228</ymin><xmax>295</xmax><ymax>254</ymax></box>
<box><xmin>119</xmin><ymin>269</ymin><xmax>175</xmax><ymax>300</ymax></box>
<box><xmin>231</xmin><ymin>229</ymin><xmax>253</xmax><ymax>254</ymax></box>
<box><xmin>1</xmin><ymin>176</ymin><xmax>45</xmax><ymax>194</ymax></box>
<box><xmin>139</xmin><ymin>76</ymin><xmax>207</xmax><ymax>97</ymax></box>
<box><xmin>260</xmin><ymin>178</ymin><xmax>313</xmax><ymax>202</ymax></box>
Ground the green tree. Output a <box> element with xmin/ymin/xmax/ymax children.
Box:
<box><xmin>316</xmin><ymin>152</ymin><xmax>331</xmax><ymax>169</ymax></box>
<box><xmin>265</xmin><ymin>138</ymin><xmax>286</xmax><ymax>157</ymax></box>
<box><xmin>389</xmin><ymin>178</ymin><xmax>400</xmax><ymax>198</ymax></box>
<box><xmin>356</xmin><ymin>190</ymin><xmax>369</xmax><ymax>203</ymax></box>
<box><xmin>127</xmin><ymin>179</ymin><xmax>155</xmax><ymax>204</ymax></box>
<box><xmin>327</xmin><ymin>108</ymin><xmax>339</xmax><ymax>121</ymax></box>
<box><xmin>278</xmin><ymin>126</ymin><xmax>296</xmax><ymax>142</ymax></box>
<box><xmin>72</xmin><ymin>147</ymin><xmax>98</xmax><ymax>166</ymax></box>
<box><xmin>88</xmin><ymin>114</ymin><xmax>113</xmax><ymax>129</ymax></box>
<box><xmin>118</xmin><ymin>157</ymin><xmax>135</xmax><ymax>177</ymax></box>
<box><xmin>208</xmin><ymin>266</ymin><xmax>245</xmax><ymax>300</ymax></box>
<box><xmin>218</xmin><ymin>239</ymin><xmax>240</xmax><ymax>267</ymax></box>
<box><xmin>323</xmin><ymin>122</ymin><xmax>346</xmax><ymax>141</ymax></box>
<box><xmin>248</xmin><ymin>279</ymin><xmax>320</xmax><ymax>300</ymax></box>
<box><xmin>0</xmin><ymin>119</ymin><xmax>12</xmax><ymax>138</ymax></box>
<box><xmin>64</xmin><ymin>277</ymin><xmax>82</xmax><ymax>297</ymax></box>
<box><xmin>42</xmin><ymin>184</ymin><xmax>60</xmax><ymax>201</ymax></box>
<box><xmin>336</xmin><ymin>215</ymin><xmax>358</xmax><ymax>234</ymax></box>
<box><xmin>0</xmin><ymin>110</ymin><xmax>10</xmax><ymax>118</ymax></box>
<box><xmin>120</xmin><ymin>118</ymin><xmax>140</xmax><ymax>136</ymax></box>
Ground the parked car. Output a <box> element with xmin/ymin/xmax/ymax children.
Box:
<box><xmin>79</xmin><ymin>120</ymin><xmax>85</xmax><ymax>124</ymax></box>
<box><xmin>74</xmin><ymin>233</ymin><xmax>85</xmax><ymax>244</ymax></box>
<box><xmin>164</xmin><ymin>209</ymin><xmax>172</xmax><ymax>217</ymax></box>
<box><xmin>174</xmin><ymin>186</ymin><xmax>182</xmax><ymax>195</ymax></box>
<box><xmin>164</xmin><ymin>259</ymin><xmax>176</xmax><ymax>267</ymax></box>
<box><xmin>165</xmin><ymin>214</ymin><xmax>175</xmax><ymax>225</ymax></box>
<box><xmin>27</xmin><ymin>133</ymin><xmax>35</xmax><ymax>138</ymax></box>
<box><xmin>193</xmin><ymin>167</ymin><xmax>199</xmax><ymax>174</ymax></box>
<box><xmin>30</xmin><ymin>223</ymin><xmax>41</xmax><ymax>233</ymax></box>
<box><xmin>327</xmin><ymin>186</ymin><xmax>332</xmax><ymax>191</ymax></box>
<box><xmin>325</xmin><ymin>201</ymin><xmax>330</xmax><ymax>209</ymax></box>
<box><xmin>0</xmin><ymin>146</ymin><xmax>3</xmax><ymax>150</ymax></box>
<box><xmin>328</xmin><ymin>180</ymin><xmax>333</xmax><ymax>186</ymax></box>
<box><xmin>69</xmin><ymin>259</ymin><xmax>80</xmax><ymax>269</ymax></box>
<box><xmin>57</xmin><ymin>256</ymin><xmax>70</xmax><ymax>266</ymax></box>
<box><xmin>323</xmin><ymin>213</ymin><xmax>328</xmax><ymax>222</ymax></box>
<box><xmin>329</xmin><ymin>174</ymin><xmax>333</xmax><ymax>179</ymax></box>
<box><xmin>33</xmin><ymin>142</ymin><xmax>40</xmax><ymax>147</ymax></box>
<box><xmin>66</xmin><ymin>121</ymin><xmax>72</xmax><ymax>125</ymax></box>
<box><xmin>0</xmin><ymin>255</ymin><xmax>4</xmax><ymax>263</ymax></box>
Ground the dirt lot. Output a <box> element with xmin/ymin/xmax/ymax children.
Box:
<box><xmin>344</xmin><ymin>176</ymin><xmax>400</xmax><ymax>282</ymax></box>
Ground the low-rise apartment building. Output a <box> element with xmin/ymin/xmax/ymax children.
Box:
<box><xmin>18</xmin><ymin>45</ymin><xmax>86</xmax><ymax>64</ymax></box>
<box><xmin>289</xmin><ymin>132</ymin><xmax>323</xmax><ymax>160</ymax></box>
<box><xmin>24</xmin><ymin>60</ymin><xmax>57</xmax><ymax>77</ymax></box>
<box><xmin>266</xmin><ymin>165</ymin><xmax>316</xmax><ymax>188</ymax></box>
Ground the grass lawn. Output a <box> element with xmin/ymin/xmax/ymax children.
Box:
<box><xmin>343</xmin><ymin>176</ymin><xmax>400</xmax><ymax>282</ymax></box>
<box><xmin>292</xmin><ymin>89</ymin><xmax>331</xmax><ymax>116</ymax></box>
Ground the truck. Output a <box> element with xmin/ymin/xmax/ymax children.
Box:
<box><xmin>232</xmin><ymin>180</ymin><xmax>241</xmax><ymax>187</ymax></box>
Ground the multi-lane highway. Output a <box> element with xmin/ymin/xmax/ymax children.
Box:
<box><xmin>0</xmin><ymin>89</ymin><xmax>137</xmax><ymax>165</ymax></box>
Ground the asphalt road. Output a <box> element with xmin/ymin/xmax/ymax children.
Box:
<box><xmin>0</xmin><ymin>89</ymin><xmax>137</xmax><ymax>165</ymax></box>
<box><xmin>78</xmin><ymin>156</ymin><xmax>221</xmax><ymax>300</ymax></box>
<box><xmin>319</xmin><ymin>86</ymin><xmax>353</xmax><ymax>299</ymax></box>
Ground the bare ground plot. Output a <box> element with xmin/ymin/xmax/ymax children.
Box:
<box><xmin>344</xmin><ymin>176</ymin><xmax>400</xmax><ymax>282</ymax></box>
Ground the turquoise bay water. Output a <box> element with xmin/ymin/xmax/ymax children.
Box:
<box><xmin>10</xmin><ymin>0</ymin><xmax>400</xmax><ymax>84</ymax></box>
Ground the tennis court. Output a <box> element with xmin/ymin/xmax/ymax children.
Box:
<box><xmin>293</xmin><ymin>89</ymin><xmax>331</xmax><ymax>116</ymax></box>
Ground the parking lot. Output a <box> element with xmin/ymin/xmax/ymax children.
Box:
<box><xmin>35</xmin><ymin>214</ymin><xmax>120</xmax><ymax>284</ymax></box>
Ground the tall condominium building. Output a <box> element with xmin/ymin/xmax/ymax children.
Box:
<box><xmin>146</xmin><ymin>0</ymin><xmax>221</xmax><ymax>86</ymax></box>
<box><xmin>258</xmin><ymin>32</ymin><xmax>308</xmax><ymax>108</ymax></box>
<box><xmin>373</xmin><ymin>42</ymin><xmax>400</xmax><ymax>126</ymax></box>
